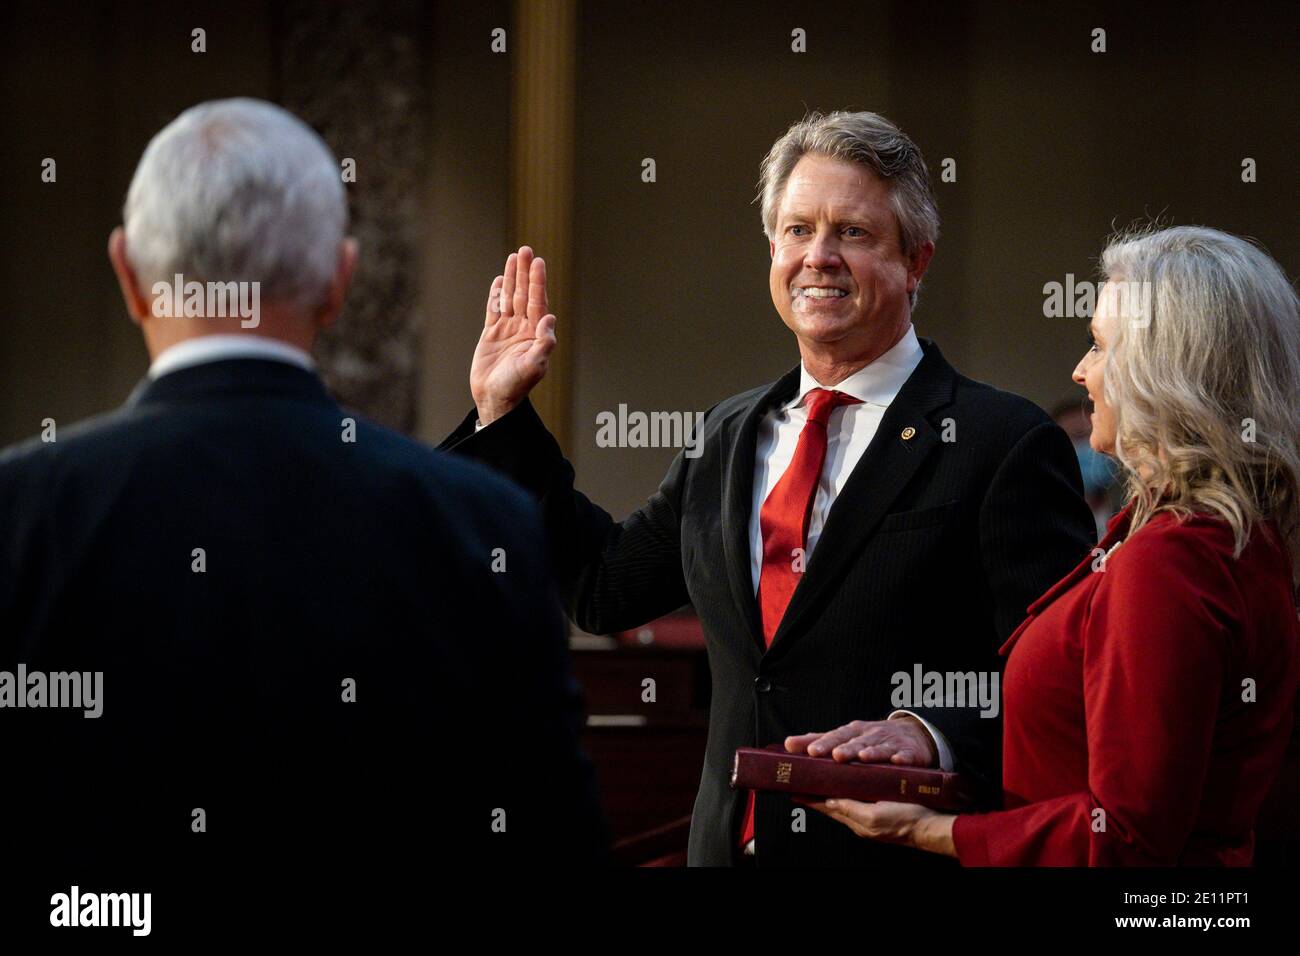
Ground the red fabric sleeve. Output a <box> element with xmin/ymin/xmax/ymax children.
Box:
<box><xmin>953</xmin><ymin>522</ymin><xmax>1236</xmax><ymax>865</ymax></box>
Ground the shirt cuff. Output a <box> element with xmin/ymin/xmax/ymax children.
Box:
<box><xmin>887</xmin><ymin>709</ymin><xmax>955</xmax><ymax>771</ymax></box>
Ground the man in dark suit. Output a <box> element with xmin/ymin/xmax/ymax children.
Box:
<box><xmin>442</xmin><ymin>110</ymin><xmax>1096</xmax><ymax>866</ymax></box>
<box><xmin>0</xmin><ymin>98</ymin><xmax>606</xmax><ymax>886</ymax></box>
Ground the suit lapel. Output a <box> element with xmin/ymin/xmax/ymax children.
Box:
<box><xmin>721</xmin><ymin>366</ymin><xmax>802</xmax><ymax>653</ymax></box>
<box><xmin>766</xmin><ymin>339</ymin><xmax>957</xmax><ymax>658</ymax></box>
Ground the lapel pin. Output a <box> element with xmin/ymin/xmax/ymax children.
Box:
<box><xmin>901</xmin><ymin>426</ymin><xmax>916</xmax><ymax>440</ymax></box>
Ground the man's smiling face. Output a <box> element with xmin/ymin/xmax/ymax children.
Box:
<box><xmin>769</xmin><ymin>153</ymin><xmax>928</xmax><ymax>365</ymax></box>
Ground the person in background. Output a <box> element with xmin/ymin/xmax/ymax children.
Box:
<box><xmin>1053</xmin><ymin>397</ymin><xmax>1122</xmax><ymax>540</ymax></box>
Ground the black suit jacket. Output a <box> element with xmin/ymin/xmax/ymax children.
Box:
<box><xmin>441</xmin><ymin>338</ymin><xmax>1095</xmax><ymax>867</ymax></box>
<box><xmin>0</xmin><ymin>359</ymin><xmax>607</xmax><ymax>883</ymax></box>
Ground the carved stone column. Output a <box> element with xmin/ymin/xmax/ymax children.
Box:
<box><xmin>276</xmin><ymin>0</ymin><xmax>432</xmax><ymax>432</ymax></box>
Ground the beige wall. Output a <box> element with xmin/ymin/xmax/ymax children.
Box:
<box><xmin>417</xmin><ymin>0</ymin><xmax>513</xmax><ymax>443</ymax></box>
<box><xmin>3</xmin><ymin>1</ymin><xmax>1294</xmax><ymax>529</ymax></box>
<box><xmin>556</xmin><ymin>0</ymin><xmax>1297</xmax><ymax>518</ymax></box>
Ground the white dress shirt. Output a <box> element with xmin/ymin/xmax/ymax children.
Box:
<box><xmin>749</xmin><ymin>324</ymin><xmax>955</xmax><ymax>772</ymax></box>
<box><xmin>148</xmin><ymin>335</ymin><xmax>315</xmax><ymax>380</ymax></box>
<box><xmin>749</xmin><ymin>324</ymin><xmax>923</xmax><ymax>592</ymax></box>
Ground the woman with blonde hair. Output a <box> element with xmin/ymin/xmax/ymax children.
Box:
<box><xmin>800</xmin><ymin>225</ymin><xmax>1300</xmax><ymax>865</ymax></box>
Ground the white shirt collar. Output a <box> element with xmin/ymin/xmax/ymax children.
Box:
<box><xmin>789</xmin><ymin>324</ymin><xmax>924</xmax><ymax>409</ymax></box>
<box><xmin>149</xmin><ymin>335</ymin><xmax>316</xmax><ymax>380</ymax></box>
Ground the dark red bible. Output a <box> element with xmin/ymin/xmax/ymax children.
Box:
<box><xmin>730</xmin><ymin>744</ymin><xmax>976</xmax><ymax>811</ymax></box>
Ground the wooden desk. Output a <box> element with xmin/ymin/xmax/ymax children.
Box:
<box><xmin>570</xmin><ymin>634</ymin><xmax>710</xmax><ymax>865</ymax></box>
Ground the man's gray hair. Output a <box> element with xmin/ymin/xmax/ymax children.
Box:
<box><xmin>123</xmin><ymin>98</ymin><xmax>347</xmax><ymax>313</ymax></box>
<box><xmin>758</xmin><ymin>110</ymin><xmax>939</xmax><ymax>307</ymax></box>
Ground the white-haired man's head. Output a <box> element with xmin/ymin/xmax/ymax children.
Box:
<box><xmin>109</xmin><ymin>97</ymin><xmax>357</xmax><ymax>357</ymax></box>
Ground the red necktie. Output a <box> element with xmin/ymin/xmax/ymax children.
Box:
<box><xmin>739</xmin><ymin>388</ymin><xmax>861</xmax><ymax>851</ymax></box>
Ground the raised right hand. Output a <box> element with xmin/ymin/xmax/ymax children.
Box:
<box><xmin>469</xmin><ymin>245</ymin><xmax>557</xmax><ymax>426</ymax></box>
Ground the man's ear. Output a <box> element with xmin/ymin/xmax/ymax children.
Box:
<box><xmin>107</xmin><ymin>227</ymin><xmax>151</xmax><ymax>324</ymax></box>
<box><xmin>317</xmin><ymin>237</ymin><xmax>359</xmax><ymax>329</ymax></box>
<box><xmin>906</xmin><ymin>241</ymin><xmax>935</xmax><ymax>295</ymax></box>
<box><xmin>769</xmin><ymin>238</ymin><xmax>775</xmax><ymax>258</ymax></box>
